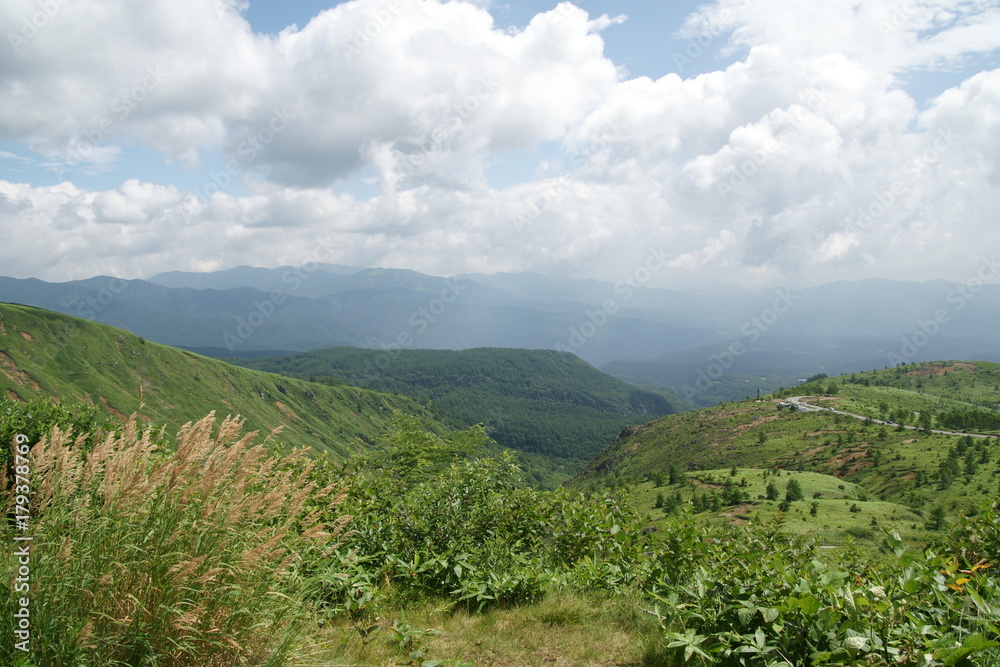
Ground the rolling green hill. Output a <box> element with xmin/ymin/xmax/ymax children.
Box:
<box><xmin>233</xmin><ymin>347</ymin><xmax>692</xmax><ymax>486</ymax></box>
<box><xmin>813</xmin><ymin>360</ymin><xmax>1000</xmax><ymax>416</ymax></box>
<box><xmin>0</xmin><ymin>302</ymin><xmax>438</xmax><ymax>457</ymax></box>
<box><xmin>573</xmin><ymin>361</ymin><xmax>1000</xmax><ymax>546</ymax></box>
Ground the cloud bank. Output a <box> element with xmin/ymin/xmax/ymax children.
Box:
<box><xmin>1</xmin><ymin>0</ymin><xmax>998</xmax><ymax>288</ymax></box>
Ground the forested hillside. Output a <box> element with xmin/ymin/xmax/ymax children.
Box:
<box><xmin>235</xmin><ymin>347</ymin><xmax>691</xmax><ymax>486</ymax></box>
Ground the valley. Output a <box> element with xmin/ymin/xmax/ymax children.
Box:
<box><xmin>2</xmin><ymin>297</ymin><xmax>999</xmax><ymax>666</ymax></box>
<box><xmin>231</xmin><ymin>346</ymin><xmax>690</xmax><ymax>487</ymax></box>
<box><xmin>3</xmin><ymin>293</ymin><xmax>1000</xmax><ymax>547</ymax></box>
<box><xmin>5</xmin><ymin>2</ymin><xmax>1000</xmax><ymax>662</ymax></box>
<box><xmin>5</xmin><ymin>267</ymin><xmax>1000</xmax><ymax>407</ymax></box>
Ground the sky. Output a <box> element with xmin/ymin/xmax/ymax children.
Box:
<box><xmin>1</xmin><ymin>0</ymin><xmax>999</xmax><ymax>290</ymax></box>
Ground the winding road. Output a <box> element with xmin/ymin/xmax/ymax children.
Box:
<box><xmin>783</xmin><ymin>396</ymin><xmax>996</xmax><ymax>439</ymax></box>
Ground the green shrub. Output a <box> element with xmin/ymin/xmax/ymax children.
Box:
<box><xmin>644</xmin><ymin>511</ymin><xmax>1000</xmax><ymax>666</ymax></box>
<box><xmin>953</xmin><ymin>500</ymin><xmax>1000</xmax><ymax>571</ymax></box>
<box><xmin>306</xmin><ymin>413</ymin><xmax>645</xmax><ymax>613</ymax></box>
<box><xmin>0</xmin><ymin>397</ymin><xmax>120</xmax><ymax>472</ymax></box>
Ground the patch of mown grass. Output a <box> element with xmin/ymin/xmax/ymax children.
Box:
<box><xmin>311</xmin><ymin>590</ymin><xmax>658</xmax><ymax>667</ymax></box>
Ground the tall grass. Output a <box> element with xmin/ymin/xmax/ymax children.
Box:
<box><xmin>1</xmin><ymin>412</ymin><xmax>346</xmax><ymax>666</ymax></box>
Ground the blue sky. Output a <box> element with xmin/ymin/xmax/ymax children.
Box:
<box><xmin>1</xmin><ymin>0</ymin><xmax>999</xmax><ymax>289</ymax></box>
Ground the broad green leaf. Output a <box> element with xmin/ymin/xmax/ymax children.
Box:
<box><xmin>798</xmin><ymin>595</ymin><xmax>822</xmax><ymax>615</ymax></box>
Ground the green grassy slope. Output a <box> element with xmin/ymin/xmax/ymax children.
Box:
<box><xmin>626</xmin><ymin>466</ymin><xmax>931</xmax><ymax>545</ymax></box>
<box><xmin>808</xmin><ymin>362</ymin><xmax>1000</xmax><ymax>430</ymax></box>
<box><xmin>574</xmin><ymin>361</ymin><xmax>1000</xmax><ymax>546</ymax></box>
<box><xmin>840</xmin><ymin>361</ymin><xmax>1000</xmax><ymax>406</ymax></box>
<box><xmin>233</xmin><ymin>346</ymin><xmax>692</xmax><ymax>486</ymax></box>
<box><xmin>0</xmin><ymin>303</ymin><xmax>436</xmax><ymax>456</ymax></box>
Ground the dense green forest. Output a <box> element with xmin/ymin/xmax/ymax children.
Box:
<box><xmin>234</xmin><ymin>346</ymin><xmax>690</xmax><ymax>486</ymax></box>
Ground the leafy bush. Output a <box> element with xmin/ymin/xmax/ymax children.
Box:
<box><xmin>15</xmin><ymin>404</ymin><xmax>994</xmax><ymax>665</ymax></box>
<box><xmin>0</xmin><ymin>397</ymin><xmax>120</xmax><ymax>472</ymax></box>
<box><xmin>644</xmin><ymin>511</ymin><xmax>1000</xmax><ymax>666</ymax></box>
<box><xmin>305</xmin><ymin>413</ymin><xmax>645</xmax><ymax>613</ymax></box>
<box><xmin>953</xmin><ymin>500</ymin><xmax>1000</xmax><ymax>572</ymax></box>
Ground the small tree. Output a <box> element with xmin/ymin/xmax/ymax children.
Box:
<box><xmin>964</xmin><ymin>450</ymin><xmax>978</xmax><ymax>478</ymax></box>
<box><xmin>664</xmin><ymin>492</ymin><xmax>682</xmax><ymax>515</ymax></box>
<box><xmin>765</xmin><ymin>481</ymin><xmax>780</xmax><ymax>501</ymax></box>
<box><xmin>785</xmin><ymin>478</ymin><xmax>804</xmax><ymax>502</ymax></box>
<box><xmin>918</xmin><ymin>412</ymin><xmax>933</xmax><ymax>432</ymax></box>
<box><xmin>927</xmin><ymin>505</ymin><xmax>947</xmax><ymax>530</ymax></box>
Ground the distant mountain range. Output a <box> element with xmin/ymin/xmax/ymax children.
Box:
<box><xmin>3</xmin><ymin>265</ymin><xmax>1000</xmax><ymax>405</ymax></box>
